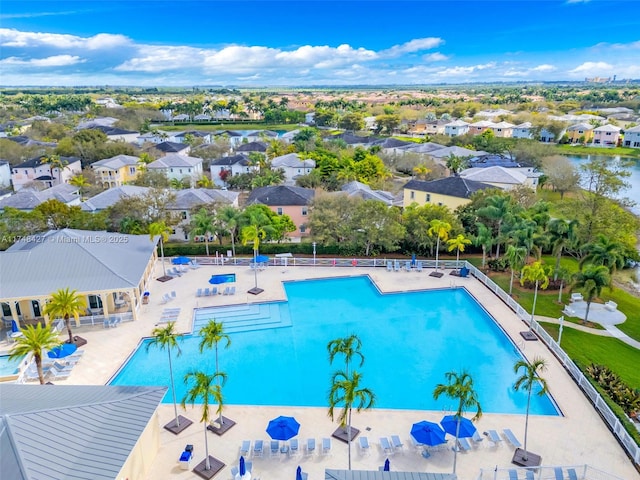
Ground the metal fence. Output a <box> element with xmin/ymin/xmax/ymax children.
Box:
<box><xmin>477</xmin><ymin>465</ymin><xmax>624</xmax><ymax>480</ymax></box>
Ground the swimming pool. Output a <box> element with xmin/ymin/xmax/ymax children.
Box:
<box><xmin>0</xmin><ymin>355</ymin><xmax>24</xmax><ymax>377</ymax></box>
<box><xmin>110</xmin><ymin>276</ymin><xmax>558</xmax><ymax>415</ymax></box>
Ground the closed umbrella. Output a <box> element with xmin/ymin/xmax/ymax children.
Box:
<box><xmin>441</xmin><ymin>414</ymin><xmax>477</xmax><ymax>438</ymax></box>
<box><xmin>296</xmin><ymin>466</ymin><xmax>303</xmax><ymax>480</ymax></box>
<box><xmin>266</xmin><ymin>415</ymin><xmax>300</xmax><ymax>440</ymax></box>
<box><xmin>410</xmin><ymin>420</ymin><xmax>446</xmax><ymax>446</ymax></box>
<box><xmin>11</xmin><ymin>320</ymin><xmax>19</xmax><ymax>333</ymax></box>
<box><xmin>239</xmin><ymin>456</ymin><xmax>246</xmax><ymax>476</ymax></box>
<box><xmin>383</xmin><ymin>458</ymin><xmax>390</xmax><ymax>471</ymax></box>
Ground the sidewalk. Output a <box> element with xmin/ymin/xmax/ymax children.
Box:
<box><xmin>536</xmin><ymin>315</ymin><xmax>640</xmax><ymax>350</ymax></box>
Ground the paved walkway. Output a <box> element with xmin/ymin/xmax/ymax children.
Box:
<box><xmin>536</xmin><ymin>315</ymin><xmax>640</xmax><ymax>350</ymax></box>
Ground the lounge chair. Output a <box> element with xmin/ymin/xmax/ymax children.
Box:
<box><xmin>229</xmin><ymin>286</ymin><xmax>236</xmax><ymax>295</ymax></box>
<box><xmin>161</xmin><ymin>293</ymin><xmax>171</xmax><ymax>304</ymax></box>
<box><xmin>508</xmin><ymin>470</ymin><xmax>518</xmax><ymax>480</ymax></box>
<box><xmin>49</xmin><ymin>368</ymin><xmax>72</xmax><ymax>380</ymax></box>
<box><xmin>109</xmin><ymin>316</ymin><xmax>121</xmax><ymax>328</ymax></box>
<box><xmin>103</xmin><ymin>318</ymin><xmax>110</xmax><ymax>328</ymax></box>
<box><xmin>484</xmin><ymin>430</ymin><xmax>502</xmax><ymax>444</ymax></box>
<box><xmin>472</xmin><ymin>430</ymin><xmax>483</xmax><ymax>444</ymax></box>
<box><xmin>416</xmin><ymin>261</ymin><xmax>423</xmax><ymax>272</ymax></box>
<box><xmin>270</xmin><ymin>440</ymin><xmax>280</xmax><ymax>457</ymax></box>
<box><xmin>240</xmin><ymin>440</ymin><xmax>251</xmax><ymax>456</ymax></box>
<box><xmin>567</xmin><ymin>468</ymin><xmax>578</xmax><ymax>480</ymax></box>
<box><xmin>203</xmin><ymin>288</ymin><xmax>210</xmax><ymax>297</ymax></box>
<box><xmin>605</xmin><ymin>300</ymin><xmax>618</xmax><ymax>311</ymax></box>
<box><xmin>211</xmin><ymin>287</ymin><xmax>218</xmax><ymax>295</ymax></box>
<box><xmin>359</xmin><ymin>436</ymin><xmax>370</xmax><ymax>454</ymax></box>
<box><xmin>503</xmin><ymin>429</ymin><xmax>522</xmax><ymax>448</ymax></box>
<box><xmin>252</xmin><ymin>439</ymin><xmax>263</xmax><ymax>457</ymax></box>
<box><xmin>404</xmin><ymin>261</ymin><xmax>411</xmax><ymax>272</ymax></box>
<box><xmin>223</xmin><ymin>286</ymin><xmax>230</xmax><ymax>296</ymax></box>
<box><xmin>380</xmin><ymin>437</ymin><xmax>394</xmax><ymax>455</ymax></box>
<box><xmin>230</xmin><ymin>466</ymin><xmax>239</xmax><ymax>477</ymax></box>
<box><xmin>391</xmin><ymin>435</ymin><xmax>403</xmax><ymax>452</ymax></box>
<box><xmin>525</xmin><ymin>471</ymin><xmax>535</xmax><ymax>480</ymax></box>
<box><xmin>196</xmin><ymin>288</ymin><xmax>203</xmax><ymax>297</ymax></box>
<box><xmin>570</xmin><ymin>293</ymin><xmax>583</xmax><ymax>303</ymax></box>
<box><xmin>305</xmin><ymin>438</ymin><xmax>315</xmax><ymax>456</ymax></box>
<box><xmin>455</xmin><ymin>437</ymin><xmax>471</xmax><ymax>452</ymax></box>
<box><xmin>386</xmin><ymin>261</ymin><xmax>392</xmax><ymax>272</ymax></box>
<box><xmin>245</xmin><ymin>460</ymin><xmax>253</xmax><ymax>473</ymax></box>
<box><xmin>52</xmin><ymin>361</ymin><xmax>73</xmax><ymax>373</ymax></box>
<box><xmin>289</xmin><ymin>438</ymin><xmax>299</xmax><ymax>456</ymax></box>
<box><xmin>394</xmin><ymin>260</ymin><xmax>400</xmax><ymax>272</ymax></box>
<box><xmin>170</xmin><ymin>291</ymin><xmax>176</xmax><ymax>299</ymax></box>
<box><xmin>321</xmin><ymin>437</ymin><xmax>331</xmax><ymax>456</ymax></box>
<box><xmin>554</xmin><ymin>468</ymin><xmax>564</xmax><ymax>480</ymax></box>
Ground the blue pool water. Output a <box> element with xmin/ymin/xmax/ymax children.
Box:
<box><xmin>0</xmin><ymin>355</ymin><xmax>23</xmax><ymax>376</ymax></box>
<box><xmin>111</xmin><ymin>276</ymin><xmax>558</xmax><ymax>415</ymax></box>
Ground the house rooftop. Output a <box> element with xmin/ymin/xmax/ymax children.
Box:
<box><xmin>210</xmin><ymin>154</ymin><xmax>251</xmax><ymax>167</ymax></box>
<box><xmin>0</xmin><ymin>184</ymin><xmax>79</xmax><ymax>210</ymax></box>
<box><xmin>169</xmin><ymin>188</ymin><xmax>239</xmax><ymax>209</ymax></box>
<box><xmin>271</xmin><ymin>153</ymin><xmax>316</xmax><ymax>169</ymax></box>
<box><xmin>151</xmin><ymin>141</ymin><xmax>190</xmax><ymax>153</ymax></box>
<box><xmin>236</xmin><ymin>141</ymin><xmax>268</xmax><ymax>152</ymax></box>
<box><xmin>147</xmin><ymin>154</ymin><xmax>202</xmax><ymax>169</ymax></box>
<box><xmin>81</xmin><ymin>185</ymin><xmax>150</xmax><ymax>212</ymax></box>
<box><xmin>460</xmin><ymin>166</ymin><xmax>528</xmax><ymax>184</ymax></box>
<box><xmin>403</xmin><ymin>176</ymin><xmax>495</xmax><ymax>199</ymax></box>
<box><xmin>92</xmin><ymin>154</ymin><xmax>140</xmax><ymax>170</ymax></box>
<box><xmin>594</xmin><ymin>124</ymin><xmax>622</xmax><ymax>132</ymax></box>
<box><xmin>247</xmin><ymin>185</ymin><xmax>315</xmax><ymax>206</ymax></box>
<box><xmin>13</xmin><ymin>155</ymin><xmax>80</xmax><ymax>169</ymax></box>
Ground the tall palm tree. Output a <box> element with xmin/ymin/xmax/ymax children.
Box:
<box><xmin>215</xmin><ymin>206</ymin><xmax>240</xmax><ymax>256</ymax></box>
<box><xmin>513</xmin><ymin>357</ymin><xmax>548</xmax><ymax>462</ymax></box>
<box><xmin>241</xmin><ymin>208</ymin><xmax>273</xmax><ymax>291</ymax></box>
<box><xmin>428</xmin><ymin>219</ymin><xmax>451</xmax><ymax>271</ymax></box>
<box><xmin>69</xmin><ymin>174</ymin><xmax>90</xmax><ymax>199</ymax></box>
<box><xmin>446</xmin><ymin>233</ymin><xmax>471</xmax><ymax>270</ymax></box>
<box><xmin>190</xmin><ymin>208</ymin><xmax>215</xmax><ymax>256</ymax></box>
<box><xmin>147</xmin><ymin>322</ymin><xmax>189</xmax><ymax>432</ymax></box>
<box><xmin>149</xmin><ymin>221</ymin><xmax>172</xmax><ymax>277</ymax></box>
<box><xmin>327</xmin><ymin>334</ymin><xmax>364</xmax><ymax>377</ymax></box>
<box><xmin>328</xmin><ymin>370</ymin><xmax>375</xmax><ymax>471</ymax></box>
<box><xmin>43</xmin><ymin>287</ymin><xmax>86</xmax><ymax>344</ymax></box>
<box><xmin>572</xmin><ymin>265</ymin><xmax>611</xmax><ymax>323</ymax></box>
<box><xmin>199</xmin><ymin>319</ymin><xmax>231</xmax><ymax>425</ymax></box>
<box><xmin>10</xmin><ymin>323</ymin><xmax>60</xmax><ymax>384</ymax></box>
<box><xmin>506</xmin><ymin>245</ymin><xmax>527</xmax><ymax>296</ymax></box>
<box><xmin>580</xmin><ymin>235</ymin><xmax>626</xmax><ymax>277</ymax></box>
<box><xmin>520</xmin><ymin>261</ymin><xmax>550</xmax><ymax>329</ymax></box>
<box><xmin>433</xmin><ymin>370</ymin><xmax>482</xmax><ymax>475</ymax></box>
<box><xmin>548</xmin><ymin>218</ymin><xmax>577</xmax><ymax>281</ymax></box>
<box><xmin>477</xmin><ymin>195</ymin><xmax>513</xmax><ymax>258</ymax></box>
<box><xmin>473</xmin><ymin>222</ymin><xmax>493</xmax><ymax>268</ymax></box>
<box><xmin>182</xmin><ymin>370</ymin><xmax>226</xmax><ymax>471</ymax></box>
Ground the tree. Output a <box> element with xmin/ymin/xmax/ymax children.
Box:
<box><xmin>189</xmin><ymin>208</ymin><xmax>215</xmax><ymax>256</ymax></box>
<box><xmin>10</xmin><ymin>323</ymin><xmax>61</xmax><ymax>384</ymax></box>
<box><xmin>181</xmin><ymin>370</ymin><xmax>226</xmax><ymax>471</ymax></box>
<box><xmin>374</xmin><ymin>114</ymin><xmax>400</xmax><ymax>135</ymax></box>
<box><xmin>542</xmin><ymin>156</ymin><xmax>580</xmax><ymax>199</ymax></box>
<box><xmin>445</xmin><ymin>154</ymin><xmax>469</xmax><ymax>176</ymax></box>
<box><xmin>149</xmin><ymin>221</ymin><xmax>172</xmax><ymax>278</ymax></box>
<box><xmin>477</xmin><ymin>194</ymin><xmax>514</xmax><ymax>259</ymax></box>
<box><xmin>547</xmin><ymin>218</ymin><xmax>577</xmax><ymax>280</ymax></box>
<box><xmin>473</xmin><ymin>222</ymin><xmax>493</xmax><ymax>268</ymax></box>
<box><xmin>513</xmin><ymin>357</ymin><xmax>548</xmax><ymax>462</ymax></box>
<box><xmin>198</xmin><ymin>319</ymin><xmax>231</xmax><ymax>425</ymax></box>
<box><xmin>352</xmin><ymin>201</ymin><xmax>405</xmax><ymax>256</ymax></box>
<box><xmin>433</xmin><ymin>370</ymin><xmax>482</xmax><ymax>475</ymax></box>
<box><xmin>148</xmin><ymin>322</ymin><xmax>190</xmax><ymax>431</ymax></box>
<box><xmin>327</xmin><ymin>334</ymin><xmax>364</xmax><ymax>377</ymax></box>
<box><xmin>43</xmin><ymin>287</ymin><xmax>86</xmax><ymax>345</ymax></box>
<box><xmin>447</xmin><ymin>233</ymin><xmax>471</xmax><ymax>270</ymax></box>
<box><xmin>572</xmin><ymin>265</ymin><xmax>610</xmax><ymax>324</ymax></box>
<box><xmin>579</xmin><ymin>235</ymin><xmax>626</xmax><ymax>277</ymax></box>
<box><xmin>339</xmin><ymin>112</ymin><xmax>365</xmax><ymax>132</ymax></box>
<box><xmin>214</xmin><ymin>206</ymin><xmax>241</xmax><ymax>256</ymax></box>
<box><xmin>69</xmin><ymin>174</ymin><xmax>90</xmax><ymax>199</ymax></box>
<box><xmin>506</xmin><ymin>245</ymin><xmax>527</xmax><ymax>296</ymax></box>
<box><xmin>520</xmin><ymin>261</ymin><xmax>550</xmax><ymax>329</ymax></box>
<box><xmin>328</xmin><ymin>370</ymin><xmax>375</xmax><ymax>470</ymax></box>
<box><xmin>428</xmin><ymin>219</ymin><xmax>451</xmax><ymax>271</ymax></box>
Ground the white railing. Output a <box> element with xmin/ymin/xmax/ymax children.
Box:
<box><xmin>477</xmin><ymin>465</ymin><xmax>624</xmax><ymax>480</ymax></box>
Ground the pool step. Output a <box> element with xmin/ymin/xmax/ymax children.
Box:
<box><xmin>192</xmin><ymin>303</ymin><xmax>292</xmax><ymax>334</ymax></box>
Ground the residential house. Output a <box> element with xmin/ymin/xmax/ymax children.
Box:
<box><xmin>512</xmin><ymin>122</ymin><xmax>534</xmax><ymax>139</ymax></box>
<box><xmin>468</xmin><ymin>120</ymin><xmax>494</xmax><ymax>136</ymax></box>
<box><xmin>427</xmin><ymin>146</ymin><xmax>486</xmax><ymax>165</ymax></box>
<box><xmin>539</xmin><ymin>128</ymin><xmax>556</xmax><ymax>143</ymax></box>
<box><xmin>593</xmin><ymin>124</ymin><xmax>622</xmax><ymax>146</ymax></box>
<box><xmin>212</xmin><ymin>130</ymin><xmax>244</xmax><ymax>147</ymax></box>
<box><xmin>623</xmin><ymin>125</ymin><xmax>640</xmax><ymax>148</ymax></box>
<box><xmin>246</xmin><ymin>130</ymin><xmax>279</xmax><ymax>143</ymax></box>
<box><xmin>271</xmin><ymin>153</ymin><xmax>316</xmax><ymax>183</ymax></box>
<box><xmin>247</xmin><ymin>185</ymin><xmax>315</xmax><ymax>238</ymax></box>
<box><xmin>209</xmin><ymin>153</ymin><xmax>257</xmax><ymax>186</ymax></box>
<box><xmin>422</xmin><ymin>119</ymin><xmax>449</xmax><ymax>136</ymax></box>
<box><xmin>81</xmin><ymin>185</ymin><xmax>150</xmax><ymax>212</ymax></box>
<box><xmin>92</xmin><ymin>125</ymin><xmax>140</xmax><ymax>143</ymax></box>
<box><xmin>76</xmin><ymin>117</ymin><xmax>119</xmax><ymax>130</ymax></box>
<box><xmin>167</xmin><ymin>188</ymin><xmax>240</xmax><ymax>241</ymax></box>
<box><xmin>371</xmin><ymin>137</ymin><xmax>413</xmax><ymax>155</ymax></box>
<box><xmin>0</xmin><ymin>184</ymin><xmax>81</xmax><ymax>211</ymax></box>
<box><xmin>235</xmin><ymin>141</ymin><xmax>268</xmax><ymax>153</ymax></box>
<box><xmin>11</xmin><ymin>156</ymin><xmax>81</xmax><ymax>191</ymax></box>
<box><xmin>364</xmin><ymin>116</ymin><xmax>377</xmax><ymax>131</ymax></box>
<box><xmin>6</xmin><ymin>136</ymin><xmax>56</xmax><ymax>148</ymax></box>
<box><xmin>444</xmin><ymin>120</ymin><xmax>470</xmax><ymax>137</ymax></box>
<box><xmin>0</xmin><ymin>384</ymin><xmax>166</xmax><ymax>480</ymax></box>
<box><xmin>468</xmin><ymin>154</ymin><xmax>542</xmax><ymax>186</ymax></box>
<box><xmin>566</xmin><ymin>123</ymin><xmax>594</xmax><ymax>144</ymax></box>
<box><xmin>149</xmin><ymin>141</ymin><xmax>191</xmax><ymax>155</ymax></box>
<box><xmin>194</xmin><ymin>113</ymin><xmax>212</xmax><ymax>121</ymax></box>
<box><xmin>170</xmin><ymin>130</ymin><xmax>212</xmax><ymax>145</ymax></box>
<box><xmin>281</xmin><ymin>129</ymin><xmax>301</xmax><ymax>143</ymax></box>
<box><xmin>146</xmin><ymin>154</ymin><xmax>203</xmax><ymax>184</ymax></box>
<box><xmin>327</xmin><ymin>133</ymin><xmax>379</xmax><ymax>147</ymax></box>
<box><xmin>476</xmin><ymin>109</ymin><xmax>512</xmax><ymax>118</ymax></box>
<box><xmin>341</xmin><ymin>181</ymin><xmax>395</xmax><ymax>206</ymax></box>
<box><xmin>0</xmin><ymin>160</ymin><xmax>10</xmax><ymax>187</ymax></box>
<box><xmin>398</xmin><ymin>142</ymin><xmax>447</xmax><ymax>156</ymax></box>
<box><xmin>0</xmin><ymin>229</ymin><xmax>158</xmax><ymax>323</ymax></box>
<box><xmin>402</xmin><ymin>176</ymin><xmax>495</xmax><ymax>210</ymax></box>
<box><xmin>172</xmin><ymin>114</ymin><xmax>190</xmax><ymax>121</ymax></box>
<box><xmin>91</xmin><ymin>154</ymin><xmax>141</xmax><ymax>188</ymax></box>
<box><xmin>489</xmin><ymin>121</ymin><xmax>515</xmax><ymax>138</ymax></box>
<box><xmin>460</xmin><ymin>166</ymin><xmax>532</xmax><ymax>190</ymax></box>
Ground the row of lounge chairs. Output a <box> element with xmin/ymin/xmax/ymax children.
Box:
<box><xmin>196</xmin><ymin>286</ymin><xmax>236</xmax><ymax>297</ymax></box>
<box><xmin>242</xmin><ymin>438</ymin><xmax>331</xmax><ymax>458</ymax></box>
<box><xmin>386</xmin><ymin>260</ymin><xmax>423</xmax><ymax>272</ymax></box>
<box><xmin>161</xmin><ymin>291</ymin><xmax>177</xmax><ymax>304</ymax></box>
<box><xmin>23</xmin><ymin>350</ymin><xmax>85</xmax><ymax>382</ymax></box>
<box><xmin>102</xmin><ymin>316</ymin><xmax>121</xmax><ymax>328</ymax></box>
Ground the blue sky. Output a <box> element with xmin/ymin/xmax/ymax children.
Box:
<box><xmin>1</xmin><ymin>0</ymin><xmax>638</xmax><ymax>86</ymax></box>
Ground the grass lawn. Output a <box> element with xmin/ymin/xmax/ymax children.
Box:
<box><xmin>555</xmin><ymin>144</ymin><xmax>640</xmax><ymax>159</ymax></box>
<box><xmin>541</xmin><ymin>323</ymin><xmax>640</xmax><ymax>389</ymax></box>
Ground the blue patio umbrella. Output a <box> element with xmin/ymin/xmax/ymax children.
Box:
<box><xmin>411</xmin><ymin>253</ymin><xmax>416</xmax><ymax>267</ymax></box>
<box><xmin>266</xmin><ymin>415</ymin><xmax>300</xmax><ymax>441</ymax></box>
<box><xmin>383</xmin><ymin>458</ymin><xmax>390</xmax><ymax>471</ymax></box>
<box><xmin>254</xmin><ymin>254</ymin><xmax>269</xmax><ymax>264</ymax></box>
<box><xmin>172</xmin><ymin>256</ymin><xmax>191</xmax><ymax>265</ymax></box>
<box><xmin>440</xmin><ymin>415</ymin><xmax>477</xmax><ymax>438</ymax></box>
<box><xmin>410</xmin><ymin>420</ymin><xmax>446</xmax><ymax>446</ymax></box>
<box><xmin>296</xmin><ymin>466</ymin><xmax>303</xmax><ymax>480</ymax></box>
<box><xmin>47</xmin><ymin>342</ymin><xmax>77</xmax><ymax>359</ymax></box>
<box><xmin>239</xmin><ymin>456</ymin><xmax>246</xmax><ymax>476</ymax></box>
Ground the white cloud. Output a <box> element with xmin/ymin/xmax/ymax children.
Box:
<box><xmin>422</xmin><ymin>52</ymin><xmax>449</xmax><ymax>62</ymax></box>
<box><xmin>381</xmin><ymin>37</ymin><xmax>444</xmax><ymax>57</ymax></box>
<box><xmin>115</xmin><ymin>45</ymin><xmax>205</xmax><ymax>72</ymax></box>
<box><xmin>569</xmin><ymin>61</ymin><xmax>613</xmax><ymax>74</ymax></box>
<box><xmin>532</xmin><ymin>64</ymin><xmax>556</xmax><ymax>72</ymax></box>
<box><xmin>0</xmin><ymin>54</ymin><xmax>84</xmax><ymax>67</ymax></box>
<box><xmin>0</xmin><ymin>28</ymin><xmax>129</xmax><ymax>50</ymax></box>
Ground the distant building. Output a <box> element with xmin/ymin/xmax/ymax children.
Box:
<box><xmin>209</xmin><ymin>153</ymin><xmax>257</xmax><ymax>186</ymax></box>
<box><xmin>512</xmin><ymin>122</ymin><xmax>533</xmax><ymax>139</ymax></box>
<box><xmin>11</xmin><ymin>156</ymin><xmax>81</xmax><ymax>191</ymax></box>
<box><xmin>81</xmin><ymin>185</ymin><xmax>150</xmax><ymax>212</ymax></box>
<box><xmin>623</xmin><ymin>125</ymin><xmax>640</xmax><ymax>148</ymax></box>
<box><xmin>403</xmin><ymin>176</ymin><xmax>495</xmax><ymax>210</ymax></box>
<box><xmin>270</xmin><ymin>153</ymin><xmax>315</xmax><ymax>184</ymax></box>
<box><xmin>566</xmin><ymin>123</ymin><xmax>594</xmax><ymax>144</ymax></box>
<box><xmin>444</xmin><ymin>120</ymin><xmax>470</xmax><ymax>137</ymax></box>
<box><xmin>146</xmin><ymin>154</ymin><xmax>203</xmax><ymax>184</ymax></box>
<box><xmin>593</xmin><ymin>124</ymin><xmax>621</xmax><ymax>146</ymax></box>
<box><xmin>341</xmin><ymin>181</ymin><xmax>395</xmax><ymax>206</ymax></box>
<box><xmin>0</xmin><ymin>184</ymin><xmax>80</xmax><ymax>211</ymax></box>
<box><xmin>460</xmin><ymin>166</ymin><xmax>534</xmax><ymax>190</ymax></box>
<box><xmin>247</xmin><ymin>185</ymin><xmax>315</xmax><ymax>238</ymax></box>
<box><xmin>91</xmin><ymin>154</ymin><xmax>141</xmax><ymax>188</ymax></box>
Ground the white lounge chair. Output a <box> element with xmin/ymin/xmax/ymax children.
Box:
<box><xmin>252</xmin><ymin>439</ymin><xmax>263</xmax><ymax>457</ymax></box>
<box><xmin>289</xmin><ymin>438</ymin><xmax>299</xmax><ymax>456</ymax></box>
<box><xmin>455</xmin><ymin>437</ymin><xmax>471</xmax><ymax>452</ymax></box>
<box><xmin>380</xmin><ymin>437</ymin><xmax>394</xmax><ymax>455</ymax></box>
<box><xmin>605</xmin><ymin>300</ymin><xmax>617</xmax><ymax>311</ymax></box>
<box><xmin>305</xmin><ymin>438</ymin><xmax>316</xmax><ymax>456</ymax></box>
<box><xmin>394</xmin><ymin>260</ymin><xmax>400</xmax><ymax>272</ymax></box>
<box><xmin>270</xmin><ymin>440</ymin><xmax>280</xmax><ymax>457</ymax></box>
<box><xmin>196</xmin><ymin>288</ymin><xmax>203</xmax><ymax>297</ymax></box>
<box><xmin>416</xmin><ymin>261</ymin><xmax>423</xmax><ymax>272</ymax></box>
<box><xmin>359</xmin><ymin>436</ymin><xmax>370</xmax><ymax>454</ymax></box>
<box><xmin>240</xmin><ymin>440</ymin><xmax>250</xmax><ymax>456</ymax></box>
<box><xmin>211</xmin><ymin>287</ymin><xmax>218</xmax><ymax>295</ymax></box>
<box><xmin>386</xmin><ymin>261</ymin><xmax>392</xmax><ymax>272</ymax></box>
<box><xmin>391</xmin><ymin>435</ymin><xmax>403</xmax><ymax>452</ymax></box>
<box><xmin>503</xmin><ymin>429</ymin><xmax>522</xmax><ymax>448</ymax></box>
<box><xmin>223</xmin><ymin>286</ymin><xmax>230</xmax><ymax>295</ymax></box>
<box><xmin>484</xmin><ymin>430</ymin><xmax>502</xmax><ymax>444</ymax></box>
<box><xmin>203</xmin><ymin>288</ymin><xmax>210</xmax><ymax>297</ymax></box>
<box><xmin>229</xmin><ymin>286</ymin><xmax>236</xmax><ymax>295</ymax></box>
<box><xmin>567</xmin><ymin>468</ymin><xmax>578</xmax><ymax>480</ymax></box>
<box><xmin>472</xmin><ymin>430</ymin><xmax>483</xmax><ymax>444</ymax></box>
<box><xmin>321</xmin><ymin>438</ymin><xmax>331</xmax><ymax>456</ymax></box>
<box><xmin>170</xmin><ymin>291</ymin><xmax>176</xmax><ymax>299</ymax></box>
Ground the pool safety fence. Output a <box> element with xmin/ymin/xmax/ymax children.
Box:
<box><xmin>477</xmin><ymin>465</ymin><xmax>624</xmax><ymax>480</ymax></box>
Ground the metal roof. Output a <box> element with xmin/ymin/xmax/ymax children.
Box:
<box><xmin>147</xmin><ymin>154</ymin><xmax>202</xmax><ymax>169</ymax></box>
<box><xmin>461</xmin><ymin>166</ymin><xmax>527</xmax><ymax>184</ymax></box>
<box><xmin>403</xmin><ymin>176</ymin><xmax>495</xmax><ymax>199</ymax></box>
<box><xmin>169</xmin><ymin>188</ymin><xmax>239</xmax><ymax>209</ymax></box>
<box><xmin>247</xmin><ymin>185</ymin><xmax>315</xmax><ymax>206</ymax></box>
<box><xmin>0</xmin><ymin>229</ymin><xmax>157</xmax><ymax>299</ymax></box>
<box><xmin>325</xmin><ymin>469</ymin><xmax>456</xmax><ymax>480</ymax></box>
<box><xmin>0</xmin><ymin>184</ymin><xmax>80</xmax><ymax>211</ymax></box>
<box><xmin>0</xmin><ymin>384</ymin><xmax>166</xmax><ymax>480</ymax></box>
<box><xmin>92</xmin><ymin>155</ymin><xmax>140</xmax><ymax>170</ymax></box>
<box><xmin>81</xmin><ymin>185</ymin><xmax>150</xmax><ymax>212</ymax></box>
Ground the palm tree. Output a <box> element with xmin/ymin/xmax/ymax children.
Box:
<box><xmin>446</xmin><ymin>233</ymin><xmax>471</xmax><ymax>270</ymax></box>
<box><xmin>433</xmin><ymin>370</ymin><xmax>482</xmax><ymax>475</ymax></box>
<box><xmin>182</xmin><ymin>370</ymin><xmax>226</xmax><ymax>471</ymax></box>
<box><xmin>195</xmin><ymin>175</ymin><xmax>213</xmax><ymax>188</ymax></box>
<box><xmin>69</xmin><ymin>174</ymin><xmax>90</xmax><ymax>199</ymax></box>
<box><xmin>506</xmin><ymin>245</ymin><xmax>527</xmax><ymax>296</ymax></box>
<box><xmin>149</xmin><ymin>221</ymin><xmax>172</xmax><ymax>277</ymax></box>
<box><xmin>473</xmin><ymin>222</ymin><xmax>493</xmax><ymax>268</ymax></box>
<box><xmin>43</xmin><ymin>287</ymin><xmax>86</xmax><ymax>345</ymax></box>
<box><xmin>428</xmin><ymin>219</ymin><xmax>451</xmax><ymax>271</ymax></box>
<box><xmin>520</xmin><ymin>261</ymin><xmax>550</xmax><ymax>329</ymax></box>
<box><xmin>199</xmin><ymin>319</ymin><xmax>231</xmax><ymax>426</ymax></box>
<box><xmin>190</xmin><ymin>208</ymin><xmax>215</xmax><ymax>256</ymax></box>
<box><xmin>147</xmin><ymin>322</ymin><xmax>190</xmax><ymax>432</ymax></box>
<box><xmin>215</xmin><ymin>206</ymin><xmax>240</xmax><ymax>256</ymax></box>
<box><xmin>327</xmin><ymin>334</ymin><xmax>364</xmax><ymax>378</ymax></box>
<box><xmin>548</xmin><ymin>218</ymin><xmax>577</xmax><ymax>281</ymax></box>
<box><xmin>580</xmin><ymin>235</ymin><xmax>626</xmax><ymax>277</ymax></box>
<box><xmin>9</xmin><ymin>323</ymin><xmax>60</xmax><ymax>384</ymax></box>
<box><xmin>41</xmin><ymin>154</ymin><xmax>69</xmax><ymax>183</ymax></box>
<box><xmin>328</xmin><ymin>370</ymin><xmax>375</xmax><ymax>470</ymax></box>
<box><xmin>477</xmin><ymin>195</ymin><xmax>513</xmax><ymax>258</ymax></box>
<box><xmin>572</xmin><ymin>265</ymin><xmax>611</xmax><ymax>323</ymax></box>
<box><xmin>241</xmin><ymin>208</ymin><xmax>273</xmax><ymax>291</ymax></box>
<box><xmin>513</xmin><ymin>357</ymin><xmax>548</xmax><ymax>462</ymax></box>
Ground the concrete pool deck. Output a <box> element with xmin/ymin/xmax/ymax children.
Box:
<box><xmin>38</xmin><ymin>261</ymin><xmax>640</xmax><ymax>479</ymax></box>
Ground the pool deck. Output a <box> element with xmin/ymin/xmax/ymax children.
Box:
<box><xmin>21</xmin><ymin>261</ymin><xmax>640</xmax><ymax>479</ymax></box>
